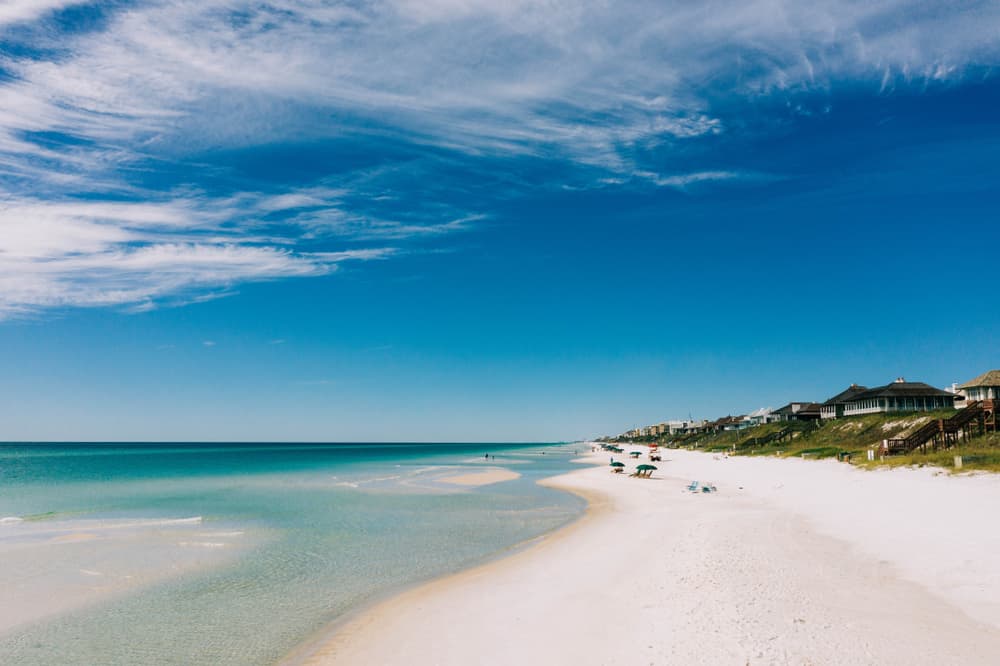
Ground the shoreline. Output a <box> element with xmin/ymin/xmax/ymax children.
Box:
<box><xmin>294</xmin><ymin>447</ymin><xmax>1000</xmax><ymax>665</ymax></box>
<box><xmin>281</xmin><ymin>458</ymin><xmax>605</xmax><ymax>666</ymax></box>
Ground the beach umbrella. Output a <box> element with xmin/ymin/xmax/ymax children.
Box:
<box><xmin>636</xmin><ymin>464</ymin><xmax>657</xmax><ymax>471</ymax></box>
<box><xmin>629</xmin><ymin>451</ymin><xmax>641</xmax><ymax>457</ymax></box>
<box><xmin>610</xmin><ymin>461</ymin><xmax>625</xmax><ymax>467</ymax></box>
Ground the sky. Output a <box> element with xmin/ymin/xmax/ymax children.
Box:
<box><xmin>1</xmin><ymin>1</ymin><xmax>998</xmax><ymax>442</ymax></box>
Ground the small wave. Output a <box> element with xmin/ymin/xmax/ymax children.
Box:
<box><xmin>162</xmin><ymin>516</ymin><xmax>203</xmax><ymax>526</ymax></box>
<box><xmin>363</xmin><ymin>474</ymin><xmax>404</xmax><ymax>484</ymax></box>
<box><xmin>94</xmin><ymin>516</ymin><xmax>204</xmax><ymax>529</ymax></box>
<box><xmin>0</xmin><ymin>516</ymin><xmax>24</xmax><ymax>524</ymax></box>
<box><xmin>23</xmin><ymin>511</ymin><xmax>58</xmax><ymax>522</ymax></box>
<box><xmin>178</xmin><ymin>541</ymin><xmax>226</xmax><ymax>548</ymax></box>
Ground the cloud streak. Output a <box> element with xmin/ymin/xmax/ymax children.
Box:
<box><xmin>0</xmin><ymin>0</ymin><xmax>91</xmax><ymax>27</ymax></box>
<box><xmin>0</xmin><ymin>195</ymin><xmax>395</xmax><ymax>317</ymax></box>
<box><xmin>0</xmin><ymin>1</ymin><xmax>998</xmax><ymax>316</ymax></box>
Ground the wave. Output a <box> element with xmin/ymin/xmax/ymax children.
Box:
<box><xmin>0</xmin><ymin>516</ymin><xmax>203</xmax><ymax>534</ymax></box>
<box><xmin>85</xmin><ymin>516</ymin><xmax>204</xmax><ymax>530</ymax></box>
<box><xmin>178</xmin><ymin>541</ymin><xmax>227</xmax><ymax>548</ymax></box>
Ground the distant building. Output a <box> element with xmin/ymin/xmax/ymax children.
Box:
<box><xmin>744</xmin><ymin>407</ymin><xmax>774</xmax><ymax>427</ymax></box>
<box><xmin>666</xmin><ymin>419</ymin><xmax>706</xmax><ymax>435</ymax></box>
<box><xmin>841</xmin><ymin>378</ymin><xmax>956</xmax><ymax>417</ymax></box>
<box><xmin>706</xmin><ymin>415</ymin><xmax>747</xmax><ymax>432</ymax></box>
<box><xmin>820</xmin><ymin>384</ymin><xmax>870</xmax><ymax>419</ymax></box>
<box><xmin>772</xmin><ymin>402</ymin><xmax>822</xmax><ymax>421</ymax></box>
<box><xmin>957</xmin><ymin>370</ymin><xmax>1000</xmax><ymax>402</ymax></box>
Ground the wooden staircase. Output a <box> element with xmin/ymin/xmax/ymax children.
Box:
<box><xmin>882</xmin><ymin>402</ymin><xmax>986</xmax><ymax>455</ymax></box>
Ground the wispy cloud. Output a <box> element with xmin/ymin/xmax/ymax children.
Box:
<box><xmin>0</xmin><ymin>1</ymin><xmax>997</xmax><ymax>316</ymax></box>
<box><xmin>0</xmin><ymin>0</ymin><xmax>91</xmax><ymax>27</ymax></box>
<box><xmin>0</xmin><ymin>194</ymin><xmax>396</xmax><ymax>317</ymax></box>
<box><xmin>7</xmin><ymin>1</ymin><xmax>996</xmax><ymax>180</ymax></box>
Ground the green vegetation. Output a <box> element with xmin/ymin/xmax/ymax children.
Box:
<box><xmin>657</xmin><ymin>411</ymin><xmax>1000</xmax><ymax>473</ymax></box>
<box><xmin>868</xmin><ymin>445</ymin><xmax>1000</xmax><ymax>473</ymax></box>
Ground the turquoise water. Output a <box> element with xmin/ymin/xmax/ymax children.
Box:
<box><xmin>0</xmin><ymin>442</ymin><xmax>586</xmax><ymax>664</ymax></box>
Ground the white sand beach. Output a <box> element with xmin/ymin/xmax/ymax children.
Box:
<box><xmin>299</xmin><ymin>448</ymin><xmax>1000</xmax><ymax>665</ymax></box>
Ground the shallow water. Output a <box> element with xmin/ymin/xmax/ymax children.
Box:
<box><xmin>0</xmin><ymin>442</ymin><xmax>586</xmax><ymax>665</ymax></box>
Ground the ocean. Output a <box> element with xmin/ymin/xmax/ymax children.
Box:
<box><xmin>0</xmin><ymin>442</ymin><xmax>587</xmax><ymax>664</ymax></box>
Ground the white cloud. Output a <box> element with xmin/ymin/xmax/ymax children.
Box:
<box><xmin>0</xmin><ymin>0</ymin><xmax>91</xmax><ymax>27</ymax></box>
<box><xmin>5</xmin><ymin>1</ymin><xmax>995</xmax><ymax>181</ymax></box>
<box><xmin>0</xmin><ymin>196</ymin><xmax>395</xmax><ymax>317</ymax></box>
<box><xmin>0</xmin><ymin>1</ymin><xmax>997</xmax><ymax>316</ymax></box>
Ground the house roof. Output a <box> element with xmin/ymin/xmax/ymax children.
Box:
<box><xmin>822</xmin><ymin>384</ymin><xmax>869</xmax><ymax>406</ymax></box>
<box><xmin>746</xmin><ymin>407</ymin><xmax>773</xmax><ymax>418</ymax></box>
<box><xmin>709</xmin><ymin>415</ymin><xmax>742</xmax><ymax>426</ymax></box>
<box><xmin>847</xmin><ymin>381</ymin><xmax>956</xmax><ymax>401</ymax></box>
<box><xmin>959</xmin><ymin>370</ymin><xmax>1000</xmax><ymax>389</ymax></box>
<box><xmin>773</xmin><ymin>401</ymin><xmax>822</xmax><ymax>414</ymax></box>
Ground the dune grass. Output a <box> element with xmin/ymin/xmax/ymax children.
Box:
<box><xmin>669</xmin><ymin>411</ymin><xmax>1000</xmax><ymax>473</ymax></box>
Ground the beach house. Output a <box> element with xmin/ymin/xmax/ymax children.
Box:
<box><xmin>666</xmin><ymin>419</ymin><xmax>707</xmax><ymax>435</ymax></box>
<box><xmin>840</xmin><ymin>378</ymin><xmax>956</xmax><ymax>417</ymax></box>
<box><xmin>957</xmin><ymin>370</ymin><xmax>1000</xmax><ymax>402</ymax></box>
<box><xmin>957</xmin><ymin>371</ymin><xmax>1000</xmax><ymax>433</ymax></box>
<box><xmin>772</xmin><ymin>402</ymin><xmax>822</xmax><ymax>421</ymax></box>
<box><xmin>820</xmin><ymin>384</ymin><xmax>869</xmax><ymax>419</ymax></box>
<box><xmin>744</xmin><ymin>407</ymin><xmax>774</xmax><ymax>427</ymax></box>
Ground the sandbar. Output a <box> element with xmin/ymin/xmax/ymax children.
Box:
<box><xmin>437</xmin><ymin>468</ymin><xmax>521</xmax><ymax>486</ymax></box>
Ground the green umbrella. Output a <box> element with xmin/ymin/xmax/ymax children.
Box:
<box><xmin>636</xmin><ymin>464</ymin><xmax>657</xmax><ymax>471</ymax></box>
<box><xmin>610</xmin><ymin>461</ymin><xmax>625</xmax><ymax>467</ymax></box>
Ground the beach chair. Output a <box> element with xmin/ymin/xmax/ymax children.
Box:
<box><xmin>686</xmin><ymin>481</ymin><xmax>699</xmax><ymax>492</ymax></box>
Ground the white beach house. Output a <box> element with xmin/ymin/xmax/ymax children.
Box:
<box><xmin>840</xmin><ymin>378</ymin><xmax>956</xmax><ymax>417</ymax></box>
<box><xmin>820</xmin><ymin>384</ymin><xmax>870</xmax><ymax>419</ymax></box>
<box><xmin>957</xmin><ymin>370</ymin><xmax>1000</xmax><ymax>402</ymax></box>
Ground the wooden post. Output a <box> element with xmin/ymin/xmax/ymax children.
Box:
<box><xmin>954</xmin><ymin>456</ymin><xmax>963</xmax><ymax>469</ymax></box>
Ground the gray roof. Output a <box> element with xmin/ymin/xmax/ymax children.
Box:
<box><xmin>959</xmin><ymin>370</ymin><xmax>1000</xmax><ymax>389</ymax></box>
<box><xmin>847</xmin><ymin>381</ymin><xmax>956</xmax><ymax>401</ymax></box>
<box><xmin>773</xmin><ymin>402</ymin><xmax>819</xmax><ymax>415</ymax></box>
<box><xmin>822</xmin><ymin>385</ymin><xmax>869</xmax><ymax>406</ymax></box>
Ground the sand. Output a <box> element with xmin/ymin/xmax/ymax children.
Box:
<box><xmin>437</xmin><ymin>468</ymin><xmax>521</xmax><ymax>486</ymax></box>
<box><xmin>298</xmin><ymin>448</ymin><xmax>1000</xmax><ymax>665</ymax></box>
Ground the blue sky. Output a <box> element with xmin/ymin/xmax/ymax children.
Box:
<box><xmin>0</xmin><ymin>1</ymin><xmax>998</xmax><ymax>441</ymax></box>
